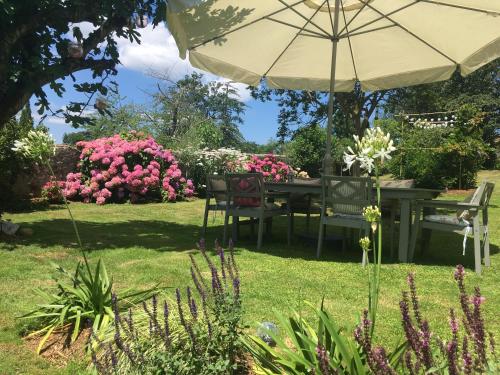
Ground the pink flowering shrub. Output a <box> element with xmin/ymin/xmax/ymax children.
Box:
<box><xmin>64</xmin><ymin>132</ymin><xmax>194</xmax><ymax>205</ymax></box>
<box><xmin>243</xmin><ymin>153</ymin><xmax>291</xmax><ymax>182</ymax></box>
<box><xmin>41</xmin><ymin>178</ymin><xmax>65</xmax><ymax>203</ymax></box>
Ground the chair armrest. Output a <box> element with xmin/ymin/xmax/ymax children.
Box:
<box><xmin>415</xmin><ymin>200</ymin><xmax>480</xmax><ymax>209</ymax></box>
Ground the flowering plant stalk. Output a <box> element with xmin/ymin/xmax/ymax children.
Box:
<box><xmin>344</xmin><ymin>127</ymin><xmax>396</xmax><ymax>334</ymax></box>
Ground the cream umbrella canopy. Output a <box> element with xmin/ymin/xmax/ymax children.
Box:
<box><xmin>166</xmin><ymin>0</ymin><xmax>500</xmax><ymax>172</ymax></box>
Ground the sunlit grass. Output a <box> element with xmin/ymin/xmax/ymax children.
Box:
<box><xmin>1</xmin><ymin>170</ymin><xmax>499</xmax><ymax>374</ymax></box>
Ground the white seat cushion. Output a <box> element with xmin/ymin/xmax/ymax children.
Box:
<box><xmin>424</xmin><ymin>215</ymin><xmax>469</xmax><ymax>226</ymax></box>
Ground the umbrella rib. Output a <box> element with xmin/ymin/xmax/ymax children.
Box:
<box><xmin>266</xmin><ymin>16</ymin><xmax>328</xmax><ymax>39</ymax></box>
<box><xmin>337</xmin><ymin>1</ymin><xmax>369</xmax><ymax>36</ymax></box>
<box><xmin>340</xmin><ymin>0</ymin><xmax>358</xmax><ymax>81</ymax></box>
<box><xmin>420</xmin><ymin>0</ymin><xmax>500</xmax><ymax>15</ymax></box>
<box><xmin>341</xmin><ymin>1</ymin><xmax>419</xmax><ymax>37</ymax></box>
<box><xmin>264</xmin><ymin>1</ymin><xmax>327</xmax><ymax>78</ymax></box>
<box><xmin>277</xmin><ymin>0</ymin><xmax>333</xmax><ymax>38</ymax></box>
<box><xmin>339</xmin><ymin>24</ymin><xmax>397</xmax><ymax>39</ymax></box>
<box><xmin>359</xmin><ymin>0</ymin><xmax>458</xmax><ymax>65</ymax></box>
<box><xmin>325</xmin><ymin>0</ymin><xmax>336</xmax><ymax>34</ymax></box>
<box><xmin>189</xmin><ymin>0</ymin><xmax>308</xmax><ymax>50</ymax></box>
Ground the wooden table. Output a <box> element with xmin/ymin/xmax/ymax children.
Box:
<box><xmin>265</xmin><ymin>182</ymin><xmax>442</xmax><ymax>262</ymax></box>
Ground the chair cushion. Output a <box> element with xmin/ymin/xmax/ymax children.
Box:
<box><xmin>332</xmin><ymin>213</ymin><xmax>365</xmax><ymax>221</ymax></box>
<box><xmin>424</xmin><ymin>215</ymin><xmax>469</xmax><ymax>226</ymax></box>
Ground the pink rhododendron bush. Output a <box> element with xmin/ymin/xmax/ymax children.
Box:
<box><xmin>64</xmin><ymin>132</ymin><xmax>194</xmax><ymax>205</ymax></box>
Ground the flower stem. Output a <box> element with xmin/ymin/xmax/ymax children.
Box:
<box><xmin>46</xmin><ymin>162</ymin><xmax>93</xmax><ymax>281</ymax></box>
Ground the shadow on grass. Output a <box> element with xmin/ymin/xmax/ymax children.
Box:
<box><xmin>4</xmin><ymin>215</ymin><xmax>498</xmax><ymax>273</ymax></box>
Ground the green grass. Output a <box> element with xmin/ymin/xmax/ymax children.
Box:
<box><xmin>1</xmin><ymin>170</ymin><xmax>499</xmax><ymax>374</ymax></box>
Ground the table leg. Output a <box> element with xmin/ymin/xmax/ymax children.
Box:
<box><xmin>399</xmin><ymin>199</ymin><xmax>411</xmax><ymax>262</ymax></box>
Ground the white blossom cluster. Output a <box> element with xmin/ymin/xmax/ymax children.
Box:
<box><xmin>343</xmin><ymin>127</ymin><xmax>396</xmax><ymax>173</ymax></box>
<box><xmin>12</xmin><ymin>130</ymin><xmax>56</xmax><ymax>164</ymax></box>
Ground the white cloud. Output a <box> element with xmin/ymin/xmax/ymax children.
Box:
<box><xmin>116</xmin><ymin>23</ymin><xmax>252</xmax><ymax>102</ymax></box>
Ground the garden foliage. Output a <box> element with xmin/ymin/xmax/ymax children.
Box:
<box><xmin>90</xmin><ymin>240</ymin><xmax>245</xmax><ymax>375</ymax></box>
<box><xmin>379</xmin><ymin>105</ymin><xmax>492</xmax><ymax>189</ymax></box>
<box><xmin>247</xmin><ymin>266</ymin><xmax>497</xmax><ymax>374</ymax></box>
<box><xmin>63</xmin><ymin>132</ymin><xmax>194</xmax><ymax>205</ymax></box>
<box><xmin>176</xmin><ymin>148</ymin><xmax>292</xmax><ymax>192</ymax></box>
<box><xmin>21</xmin><ymin>260</ymin><xmax>156</xmax><ymax>354</ymax></box>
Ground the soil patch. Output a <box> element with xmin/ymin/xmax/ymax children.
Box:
<box><xmin>24</xmin><ymin>327</ymin><xmax>90</xmax><ymax>368</ymax></box>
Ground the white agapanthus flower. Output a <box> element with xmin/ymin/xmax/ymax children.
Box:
<box><xmin>12</xmin><ymin>130</ymin><xmax>56</xmax><ymax>164</ymax></box>
<box><xmin>343</xmin><ymin>127</ymin><xmax>396</xmax><ymax>173</ymax></box>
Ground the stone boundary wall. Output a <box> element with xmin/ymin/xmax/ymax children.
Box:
<box><xmin>13</xmin><ymin>144</ymin><xmax>80</xmax><ymax>198</ymax></box>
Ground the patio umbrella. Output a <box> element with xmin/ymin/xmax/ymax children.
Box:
<box><xmin>166</xmin><ymin>0</ymin><xmax>500</xmax><ymax>172</ymax></box>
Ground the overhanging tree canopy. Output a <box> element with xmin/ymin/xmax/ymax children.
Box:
<box><xmin>0</xmin><ymin>0</ymin><xmax>165</xmax><ymax>128</ymax></box>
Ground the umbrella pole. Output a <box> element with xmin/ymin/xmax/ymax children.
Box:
<box><xmin>323</xmin><ymin>0</ymin><xmax>341</xmax><ymax>175</ymax></box>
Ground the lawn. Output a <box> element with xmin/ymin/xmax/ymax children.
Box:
<box><xmin>1</xmin><ymin>170</ymin><xmax>499</xmax><ymax>374</ymax></box>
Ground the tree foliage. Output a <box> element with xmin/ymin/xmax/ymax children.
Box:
<box><xmin>251</xmin><ymin>83</ymin><xmax>389</xmax><ymax>141</ymax></box>
<box><xmin>0</xmin><ymin>0</ymin><xmax>165</xmax><ymax>129</ymax></box>
<box><xmin>149</xmin><ymin>72</ymin><xmax>246</xmax><ymax>148</ymax></box>
<box><xmin>384</xmin><ymin>60</ymin><xmax>499</xmax><ymax>168</ymax></box>
<box><xmin>379</xmin><ymin>105</ymin><xmax>492</xmax><ymax>189</ymax></box>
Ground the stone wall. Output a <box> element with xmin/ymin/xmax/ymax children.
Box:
<box><xmin>13</xmin><ymin>144</ymin><xmax>80</xmax><ymax>198</ymax></box>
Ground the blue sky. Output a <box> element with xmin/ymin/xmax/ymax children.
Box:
<box><xmin>36</xmin><ymin>22</ymin><xmax>282</xmax><ymax>144</ymax></box>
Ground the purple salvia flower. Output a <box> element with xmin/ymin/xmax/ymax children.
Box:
<box><xmin>176</xmin><ymin>288</ymin><xmax>196</xmax><ymax>347</ymax></box>
<box><xmin>108</xmin><ymin>343</ymin><xmax>118</xmax><ymax>373</ymax></box>
<box><xmin>316</xmin><ymin>344</ymin><xmax>331</xmax><ymax>375</ymax></box>
<box><xmin>407</xmin><ymin>272</ymin><xmax>422</xmax><ymax>328</ymax></box>
<box><xmin>233</xmin><ymin>277</ymin><xmax>240</xmax><ymax>302</ymax></box>
<box><xmin>420</xmin><ymin>320</ymin><xmax>433</xmax><ymax>369</ymax></box>
<box><xmin>447</xmin><ymin>309</ymin><xmax>459</xmax><ymax>375</ymax></box>
<box><xmin>89</xmin><ymin>327</ymin><xmax>106</xmax><ymax>374</ymax></box>
<box><xmin>372</xmin><ymin>346</ymin><xmax>397</xmax><ymax>375</ymax></box>
<box><xmin>197</xmin><ymin>238</ymin><xmax>206</xmax><ymax>252</ymax></box>
<box><xmin>190</xmin><ymin>254</ymin><xmax>209</xmax><ymax>290</ymax></box>
<box><xmin>201</xmin><ymin>294</ymin><xmax>212</xmax><ymax>337</ymax></box>
<box><xmin>228</xmin><ymin>238</ymin><xmax>239</xmax><ymax>278</ymax></box>
<box><xmin>462</xmin><ymin>336</ymin><xmax>473</xmax><ymax>375</ymax></box>
<box><xmin>163</xmin><ymin>301</ymin><xmax>171</xmax><ymax>348</ymax></box>
<box><xmin>218</xmin><ymin>247</ymin><xmax>227</xmax><ymax>284</ymax></box>
<box><xmin>191</xmin><ymin>265</ymin><xmax>207</xmax><ymax>299</ymax></box>
<box><xmin>449</xmin><ymin>309</ymin><xmax>459</xmax><ymax>336</ymax></box>
<box><xmin>446</xmin><ymin>340</ymin><xmax>459</xmax><ymax>375</ymax></box>
<box><xmin>404</xmin><ymin>351</ymin><xmax>415</xmax><ymax>375</ymax></box>
<box><xmin>211</xmin><ymin>266</ymin><xmax>223</xmax><ymax>295</ymax></box>
<box><xmin>362</xmin><ymin>310</ymin><xmax>372</xmax><ymax>353</ymax></box>
<box><xmin>113</xmin><ymin>325</ymin><xmax>136</xmax><ymax>365</ymax></box>
<box><xmin>471</xmin><ymin>287</ymin><xmax>487</xmax><ymax>368</ymax></box>
<box><xmin>400</xmin><ymin>292</ymin><xmax>421</xmax><ymax>356</ymax></box>
<box><xmin>187</xmin><ymin>286</ymin><xmax>198</xmax><ymax>319</ymax></box>
<box><xmin>142</xmin><ymin>299</ymin><xmax>160</xmax><ymax>337</ymax></box>
<box><xmin>112</xmin><ymin>292</ymin><xmax>121</xmax><ymax>328</ymax></box>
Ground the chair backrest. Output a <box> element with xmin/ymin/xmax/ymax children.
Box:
<box><xmin>225</xmin><ymin>173</ymin><xmax>264</xmax><ymax>207</ymax></box>
<box><xmin>321</xmin><ymin>175</ymin><xmax>373</xmax><ymax>215</ymax></box>
<box><xmin>464</xmin><ymin>181</ymin><xmax>495</xmax><ymax>208</ymax></box>
<box><xmin>206</xmin><ymin>175</ymin><xmax>227</xmax><ymax>203</ymax></box>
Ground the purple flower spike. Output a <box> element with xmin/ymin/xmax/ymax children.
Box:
<box><xmin>316</xmin><ymin>344</ymin><xmax>331</xmax><ymax>375</ymax></box>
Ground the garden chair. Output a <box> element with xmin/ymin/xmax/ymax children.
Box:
<box><xmin>224</xmin><ymin>173</ymin><xmax>291</xmax><ymax>250</ymax></box>
<box><xmin>380</xmin><ymin>179</ymin><xmax>415</xmax><ymax>258</ymax></box>
<box><xmin>409</xmin><ymin>181</ymin><xmax>494</xmax><ymax>274</ymax></box>
<box><xmin>288</xmin><ymin>176</ymin><xmax>322</xmax><ymax>235</ymax></box>
<box><xmin>202</xmin><ymin>175</ymin><xmax>229</xmax><ymax>238</ymax></box>
<box><xmin>317</xmin><ymin>176</ymin><xmax>373</xmax><ymax>264</ymax></box>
